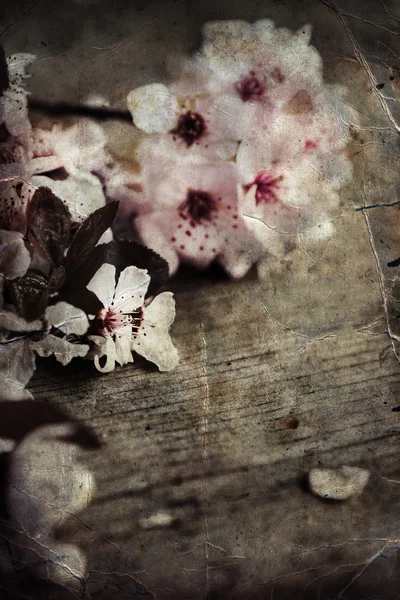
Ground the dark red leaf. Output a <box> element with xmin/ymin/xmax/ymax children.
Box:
<box><xmin>8</xmin><ymin>269</ymin><xmax>49</xmax><ymax>320</ymax></box>
<box><xmin>28</xmin><ymin>187</ymin><xmax>72</xmax><ymax>267</ymax></box>
<box><xmin>48</xmin><ymin>265</ymin><xmax>66</xmax><ymax>296</ymax></box>
<box><xmin>65</xmin><ymin>201</ymin><xmax>119</xmax><ymax>273</ymax></box>
<box><xmin>110</xmin><ymin>240</ymin><xmax>169</xmax><ymax>296</ymax></box>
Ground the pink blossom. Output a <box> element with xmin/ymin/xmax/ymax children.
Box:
<box><xmin>133</xmin><ymin>159</ymin><xmax>261</xmax><ymax>278</ymax></box>
<box><xmin>127</xmin><ymin>83</ymin><xmax>239</xmax><ymax>161</ymax></box>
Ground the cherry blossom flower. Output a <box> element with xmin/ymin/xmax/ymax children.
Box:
<box><xmin>127</xmin><ymin>82</ymin><xmax>239</xmax><ymax>161</ymax></box>
<box><xmin>87</xmin><ymin>263</ymin><xmax>178</xmax><ymax>373</ymax></box>
<box><xmin>32</xmin><ymin>120</ymin><xmax>109</xmax><ymax>177</ymax></box>
<box><xmin>124</xmin><ymin>18</ymin><xmax>353</xmax><ymax>273</ymax></box>
<box><xmin>194</xmin><ymin>20</ymin><xmax>323</xmax><ymax>114</ymax></box>
<box><xmin>187</xmin><ymin>19</ymin><xmax>354</xmax><ymax>179</ymax></box>
<box><xmin>30</xmin><ymin>120</ymin><xmax>142</xmax><ymax>224</ymax></box>
<box><xmin>132</xmin><ymin>159</ymin><xmax>262</xmax><ymax>278</ymax></box>
<box><xmin>0</xmin><ymin>121</ymin><xmax>110</xmax><ymax>231</ymax></box>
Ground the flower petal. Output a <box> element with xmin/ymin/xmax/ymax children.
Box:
<box><xmin>134</xmin><ymin>216</ymin><xmax>180</xmax><ymax>277</ymax></box>
<box><xmin>0</xmin><ymin>338</ymin><xmax>36</xmax><ymax>399</ymax></box>
<box><xmin>127</xmin><ymin>83</ymin><xmax>180</xmax><ymax>134</ymax></box>
<box><xmin>0</xmin><ymin>54</ymin><xmax>35</xmax><ymax>140</ymax></box>
<box><xmin>114</xmin><ymin>326</ymin><xmax>133</xmax><ymax>367</ymax></box>
<box><xmin>132</xmin><ymin>292</ymin><xmax>179</xmax><ymax>371</ymax></box>
<box><xmin>114</xmin><ymin>266</ymin><xmax>150</xmax><ymax>313</ymax></box>
<box><xmin>0</xmin><ymin>230</ymin><xmax>30</xmax><ymax>279</ymax></box>
<box><xmin>45</xmin><ymin>302</ymin><xmax>89</xmax><ymax>336</ymax></box>
<box><xmin>92</xmin><ymin>336</ymin><xmax>118</xmax><ymax>373</ymax></box>
<box><xmin>33</xmin><ymin>122</ymin><xmax>109</xmax><ymax>176</ymax></box>
<box><xmin>87</xmin><ymin>263</ymin><xmax>116</xmax><ymax>309</ymax></box>
<box><xmin>28</xmin><ymin>173</ymin><xmax>106</xmax><ymax>223</ymax></box>
<box><xmin>33</xmin><ymin>335</ymin><xmax>89</xmax><ymax>366</ymax></box>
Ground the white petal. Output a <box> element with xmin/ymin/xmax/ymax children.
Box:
<box><xmin>133</xmin><ymin>292</ymin><xmax>179</xmax><ymax>371</ymax></box>
<box><xmin>93</xmin><ymin>336</ymin><xmax>118</xmax><ymax>373</ymax></box>
<box><xmin>45</xmin><ymin>122</ymin><xmax>108</xmax><ymax>175</ymax></box>
<box><xmin>97</xmin><ymin>228</ymin><xmax>113</xmax><ymax>246</ymax></box>
<box><xmin>6</xmin><ymin>53</ymin><xmax>36</xmax><ymax>79</ymax></box>
<box><xmin>114</xmin><ymin>327</ymin><xmax>133</xmax><ymax>367</ymax></box>
<box><xmin>0</xmin><ymin>230</ymin><xmax>30</xmax><ymax>279</ymax></box>
<box><xmin>33</xmin><ymin>335</ymin><xmax>89</xmax><ymax>366</ymax></box>
<box><xmin>134</xmin><ymin>216</ymin><xmax>179</xmax><ymax>277</ymax></box>
<box><xmin>1</xmin><ymin>95</ymin><xmax>30</xmax><ymax>139</ymax></box>
<box><xmin>244</xmin><ymin>214</ymin><xmax>292</xmax><ymax>257</ymax></box>
<box><xmin>114</xmin><ymin>266</ymin><xmax>150</xmax><ymax>312</ymax></box>
<box><xmin>127</xmin><ymin>84</ymin><xmax>180</xmax><ymax>134</ymax></box>
<box><xmin>300</xmin><ymin>219</ymin><xmax>335</xmax><ymax>244</ymax></box>
<box><xmin>0</xmin><ymin>339</ymin><xmax>36</xmax><ymax>398</ymax></box>
<box><xmin>45</xmin><ymin>302</ymin><xmax>89</xmax><ymax>336</ymax></box>
<box><xmin>30</xmin><ymin>155</ymin><xmax>65</xmax><ymax>175</ymax></box>
<box><xmin>87</xmin><ymin>263</ymin><xmax>116</xmax><ymax>309</ymax></box>
<box><xmin>29</xmin><ymin>174</ymin><xmax>106</xmax><ymax>222</ymax></box>
<box><xmin>0</xmin><ymin>311</ymin><xmax>42</xmax><ymax>332</ymax></box>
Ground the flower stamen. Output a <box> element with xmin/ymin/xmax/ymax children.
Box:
<box><xmin>235</xmin><ymin>71</ymin><xmax>265</xmax><ymax>102</ymax></box>
<box><xmin>244</xmin><ymin>171</ymin><xmax>283</xmax><ymax>205</ymax></box>
<box><xmin>170</xmin><ymin>111</ymin><xmax>206</xmax><ymax>147</ymax></box>
<box><xmin>179</xmin><ymin>189</ymin><xmax>218</xmax><ymax>224</ymax></box>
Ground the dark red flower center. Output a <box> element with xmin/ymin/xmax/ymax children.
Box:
<box><xmin>179</xmin><ymin>189</ymin><xmax>218</xmax><ymax>223</ymax></box>
<box><xmin>236</xmin><ymin>71</ymin><xmax>265</xmax><ymax>102</ymax></box>
<box><xmin>170</xmin><ymin>111</ymin><xmax>206</xmax><ymax>147</ymax></box>
<box><xmin>99</xmin><ymin>306</ymin><xmax>143</xmax><ymax>335</ymax></box>
<box><xmin>244</xmin><ymin>171</ymin><xmax>283</xmax><ymax>205</ymax></box>
<box><xmin>99</xmin><ymin>307</ymin><xmax>119</xmax><ymax>334</ymax></box>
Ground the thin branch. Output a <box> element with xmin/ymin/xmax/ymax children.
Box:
<box><xmin>28</xmin><ymin>99</ymin><xmax>134</xmax><ymax>124</ymax></box>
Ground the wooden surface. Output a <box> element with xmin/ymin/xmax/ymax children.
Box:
<box><xmin>1</xmin><ymin>0</ymin><xmax>400</xmax><ymax>598</ymax></box>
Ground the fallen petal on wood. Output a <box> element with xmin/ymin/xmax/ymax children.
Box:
<box><xmin>308</xmin><ymin>466</ymin><xmax>370</xmax><ymax>500</ymax></box>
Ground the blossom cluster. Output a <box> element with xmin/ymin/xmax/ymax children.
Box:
<box><xmin>125</xmin><ymin>19</ymin><xmax>353</xmax><ymax>277</ymax></box>
<box><xmin>0</xmin><ymin>54</ymin><xmax>178</xmax><ymax>398</ymax></box>
<box><xmin>0</xmin><ymin>18</ymin><xmax>354</xmax><ymax>398</ymax></box>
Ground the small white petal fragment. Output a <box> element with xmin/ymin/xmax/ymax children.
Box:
<box><xmin>127</xmin><ymin>83</ymin><xmax>180</xmax><ymax>133</ymax></box>
<box><xmin>309</xmin><ymin>466</ymin><xmax>370</xmax><ymax>500</ymax></box>
<box><xmin>45</xmin><ymin>301</ymin><xmax>89</xmax><ymax>336</ymax></box>
<box><xmin>34</xmin><ymin>335</ymin><xmax>89</xmax><ymax>366</ymax></box>
<box><xmin>139</xmin><ymin>511</ymin><xmax>174</xmax><ymax>529</ymax></box>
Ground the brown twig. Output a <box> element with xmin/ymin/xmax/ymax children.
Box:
<box><xmin>28</xmin><ymin>98</ymin><xmax>134</xmax><ymax>124</ymax></box>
